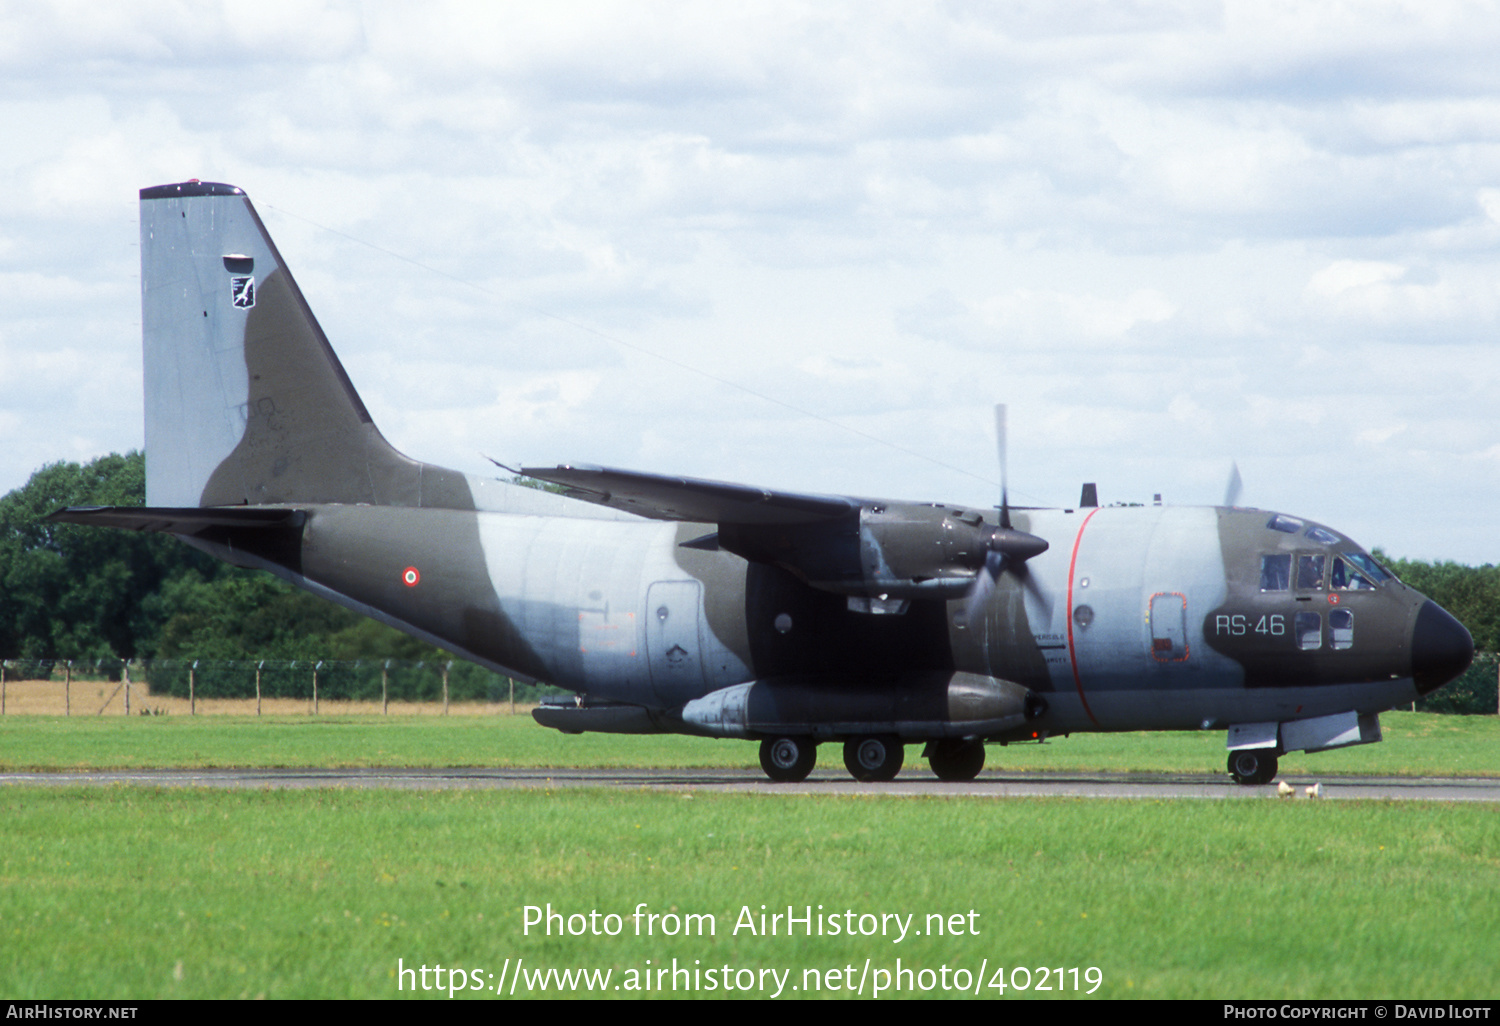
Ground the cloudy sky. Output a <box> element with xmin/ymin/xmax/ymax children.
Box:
<box><xmin>2</xmin><ymin>1</ymin><xmax>1497</xmax><ymax>563</ymax></box>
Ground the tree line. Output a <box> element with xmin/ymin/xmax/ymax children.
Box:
<box><xmin>2</xmin><ymin>453</ymin><xmax>1496</xmax><ymax>710</ymax></box>
<box><xmin>0</xmin><ymin>452</ymin><xmax>451</xmax><ymax>665</ymax></box>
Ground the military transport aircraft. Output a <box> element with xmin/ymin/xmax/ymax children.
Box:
<box><xmin>51</xmin><ymin>181</ymin><xmax>1475</xmax><ymax>785</ymax></box>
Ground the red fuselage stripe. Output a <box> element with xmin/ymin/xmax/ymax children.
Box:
<box><xmin>1066</xmin><ymin>508</ymin><xmax>1102</xmax><ymax>727</ymax></box>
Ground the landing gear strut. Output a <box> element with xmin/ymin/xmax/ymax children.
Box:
<box><xmin>759</xmin><ymin>736</ymin><xmax>817</xmax><ymax>782</ymax></box>
<box><xmin>1227</xmin><ymin>748</ymin><xmax>1279</xmax><ymax>786</ymax></box>
<box><xmin>926</xmin><ymin>739</ymin><xmax>986</xmax><ymax>781</ymax></box>
<box><xmin>844</xmin><ymin>734</ymin><xmax>904</xmax><ymax>782</ymax></box>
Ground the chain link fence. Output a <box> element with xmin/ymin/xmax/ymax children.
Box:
<box><xmin>2</xmin><ymin>654</ymin><xmax>1496</xmax><ymax>715</ymax></box>
<box><xmin>0</xmin><ymin>658</ymin><xmax>566</xmax><ymax>714</ymax></box>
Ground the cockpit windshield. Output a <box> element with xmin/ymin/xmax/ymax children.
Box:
<box><xmin>1258</xmin><ymin>514</ymin><xmax>1392</xmax><ymax>592</ymax></box>
<box><xmin>1343</xmin><ymin>551</ymin><xmax>1393</xmax><ymax>585</ymax></box>
<box><xmin>1331</xmin><ymin>556</ymin><xmax>1375</xmax><ymax>591</ymax></box>
<box><xmin>1257</xmin><ymin>549</ymin><xmax>1392</xmax><ymax>592</ymax></box>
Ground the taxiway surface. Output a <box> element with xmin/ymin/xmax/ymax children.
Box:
<box><xmin>2</xmin><ymin>767</ymin><xmax>1497</xmax><ymax>800</ymax></box>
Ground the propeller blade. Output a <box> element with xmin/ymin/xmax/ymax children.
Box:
<box><xmin>962</xmin><ymin>549</ymin><xmax>1054</xmax><ymax>624</ymax></box>
<box><xmin>962</xmin><ymin>402</ymin><xmax>1053</xmax><ymax>626</ymax></box>
<box><xmin>962</xmin><ymin>550</ymin><xmax>1004</xmax><ymax>627</ymax></box>
<box><xmin>995</xmin><ymin>403</ymin><xmax>1010</xmax><ymax>529</ymax></box>
<box><xmin>1016</xmin><ymin>563</ymin><xmax>1055</xmax><ymax>619</ymax></box>
<box><xmin>1223</xmin><ymin>461</ymin><xmax>1243</xmax><ymax>508</ymax></box>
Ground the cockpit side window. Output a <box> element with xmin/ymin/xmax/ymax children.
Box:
<box><xmin>1344</xmin><ymin>552</ymin><xmax>1392</xmax><ymax>584</ymax></box>
<box><xmin>1331</xmin><ymin>557</ymin><xmax>1375</xmax><ymax>591</ymax></box>
<box><xmin>1260</xmin><ymin>554</ymin><xmax>1291</xmax><ymax>591</ymax></box>
<box><xmin>1296</xmin><ymin>554</ymin><xmax>1325</xmax><ymax>590</ymax></box>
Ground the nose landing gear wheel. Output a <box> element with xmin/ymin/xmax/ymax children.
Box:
<box><xmin>759</xmin><ymin>736</ymin><xmax>816</xmax><ymax>782</ymax></box>
<box><xmin>1227</xmin><ymin>748</ymin><xmax>1279</xmax><ymax>786</ymax></box>
<box><xmin>843</xmin><ymin>734</ymin><xmax>904</xmax><ymax>782</ymax></box>
<box><xmin>927</xmin><ymin>739</ymin><xmax>985</xmax><ymax>781</ymax></box>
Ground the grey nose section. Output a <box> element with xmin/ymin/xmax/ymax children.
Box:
<box><xmin>1411</xmin><ymin>600</ymin><xmax>1474</xmax><ymax>695</ymax></box>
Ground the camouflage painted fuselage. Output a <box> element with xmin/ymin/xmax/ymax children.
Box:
<box><xmin>224</xmin><ymin>497</ymin><xmax>1453</xmax><ymax>741</ymax></box>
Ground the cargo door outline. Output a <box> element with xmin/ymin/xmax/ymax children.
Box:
<box><xmin>1149</xmin><ymin>591</ymin><xmax>1190</xmax><ymax>663</ymax></box>
<box><xmin>646</xmin><ymin>580</ymin><xmax>705</xmax><ymax>703</ymax></box>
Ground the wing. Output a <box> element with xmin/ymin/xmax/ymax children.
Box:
<box><xmin>523</xmin><ymin>463</ymin><xmax>1039</xmax><ymax>604</ymax></box>
<box><xmin>519</xmin><ymin>464</ymin><xmax>861</xmax><ymax>525</ymax></box>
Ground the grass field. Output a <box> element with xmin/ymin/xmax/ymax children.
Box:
<box><xmin>0</xmin><ymin>788</ymin><xmax>1496</xmax><ymax>999</ymax></box>
<box><xmin>1</xmin><ymin>710</ymin><xmax>1497</xmax><ymax>1000</ymax></box>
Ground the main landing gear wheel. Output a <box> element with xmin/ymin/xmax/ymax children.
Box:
<box><xmin>1227</xmin><ymin>748</ymin><xmax>1279</xmax><ymax>786</ymax></box>
<box><xmin>843</xmin><ymin>735</ymin><xmax>904</xmax><ymax>782</ymax></box>
<box><xmin>927</xmin><ymin>739</ymin><xmax>986</xmax><ymax>781</ymax></box>
<box><xmin>759</xmin><ymin>736</ymin><xmax>816</xmax><ymax>783</ymax></box>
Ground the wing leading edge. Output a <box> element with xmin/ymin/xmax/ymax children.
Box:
<box><xmin>520</xmin><ymin>464</ymin><xmax>861</xmax><ymax>525</ymax></box>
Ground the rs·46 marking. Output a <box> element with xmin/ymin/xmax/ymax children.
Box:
<box><xmin>1215</xmin><ymin>614</ymin><xmax>1285</xmax><ymax>637</ymax></box>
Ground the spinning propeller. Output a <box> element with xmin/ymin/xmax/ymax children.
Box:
<box><xmin>962</xmin><ymin>404</ymin><xmax>1052</xmax><ymax>626</ymax></box>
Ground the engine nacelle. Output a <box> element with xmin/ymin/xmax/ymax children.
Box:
<box><xmin>719</xmin><ymin>503</ymin><xmax>1045</xmax><ymax>601</ymax></box>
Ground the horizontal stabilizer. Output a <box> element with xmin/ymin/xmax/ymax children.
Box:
<box><xmin>48</xmin><ymin>504</ymin><xmax>307</xmax><ymax>574</ymax></box>
<box><xmin>521</xmin><ymin>464</ymin><xmax>860</xmax><ymax>525</ymax></box>
<box><xmin>47</xmin><ymin>505</ymin><xmax>305</xmax><ymax>533</ymax></box>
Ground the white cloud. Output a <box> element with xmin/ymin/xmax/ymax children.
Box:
<box><xmin>1</xmin><ymin>1</ymin><xmax>1499</xmax><ymax>561</ymax></box>
<box><xmin>1479</xmin><ymin>188</ymin><xmax>1500</xmax><ymax>224</ymax></box>
<box><xmin>899</xmin><ymin>286</ymin><xmax>1178</xmax><ymax>353</ymax></box>
<box><xmin>1307</xmin><ymin>260</ymin><xmax>1407</xmax><ymax>298</ymax></box>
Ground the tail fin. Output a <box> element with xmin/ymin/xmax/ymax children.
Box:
<box><xmin>140</xmin><ymin>181</ymin><xmax>472</xmax><ymax>510</ymax></box>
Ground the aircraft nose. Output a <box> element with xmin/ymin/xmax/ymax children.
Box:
<box><xmin>1411</xmin><ymin>600</ymin><xmax>1474</xmax><ymax>695</ymax></box>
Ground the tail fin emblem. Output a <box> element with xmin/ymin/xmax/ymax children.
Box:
<box><xmin>230</xmin><ymin>276</ymin><xmax>256</xmax><ymax>308</ymax></box>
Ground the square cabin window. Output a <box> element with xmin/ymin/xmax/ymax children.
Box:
<box><xmin>1330</xmin><ymin>609</ymin><xmax>1353</xmax><ymax>650</ymax></box>
<box><xmin>1295</xmin><ymin>611</ymin><xmax>1322</xmax><ymax>651</ymax></box>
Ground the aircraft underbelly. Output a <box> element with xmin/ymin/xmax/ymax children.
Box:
<box><xmin>1045</xmin><ymin>679</ymin><xmax>1419</xmax><ymax>735</ymax></box>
